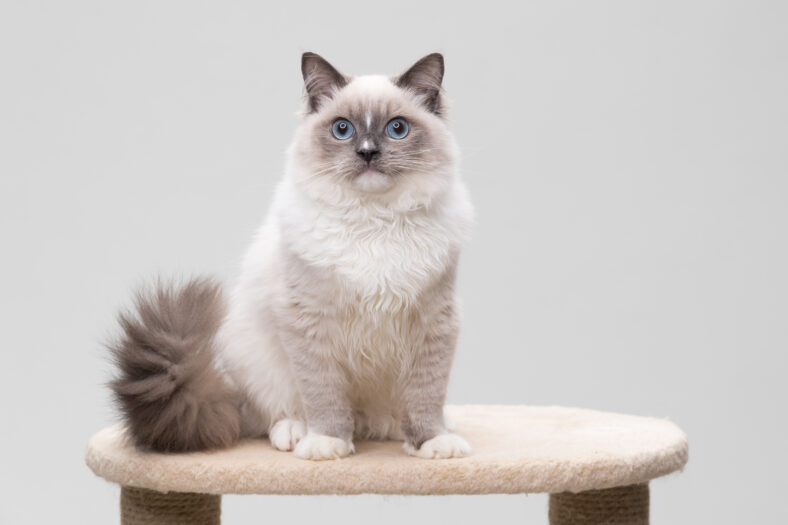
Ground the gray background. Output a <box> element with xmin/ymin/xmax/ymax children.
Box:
<box><xmin>1</xmin><ymin>1</ymin><xmax>786</xmax><ymax>523</ymax></box>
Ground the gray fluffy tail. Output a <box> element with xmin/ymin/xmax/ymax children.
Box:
<box><xmin>109</xmin><ymin>277</ymin><xmax>241</xmax><ymax>452</ymax></box>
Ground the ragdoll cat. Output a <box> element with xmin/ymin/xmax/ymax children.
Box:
<box><xmin>110</xmin><ymin>52</ymin><xmax>474</xmax><ymax>460</ymax></box>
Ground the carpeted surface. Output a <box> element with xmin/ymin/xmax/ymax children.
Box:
<box><xmin>86</xmin><ymin>405</ymin><xmax>688</xmax><ymax>495</ymax></box>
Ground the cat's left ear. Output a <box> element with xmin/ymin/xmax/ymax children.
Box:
<box><xmin>301</xmin><ymin>52</ymin><xmax>347</xmax><ymax>113</ymax></box>
<box><xmin>396</xmin><ymin>53</ymin><xmax>445</xmax><ymax>116</ymax></box>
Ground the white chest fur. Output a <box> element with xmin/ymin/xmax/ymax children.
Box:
<box><xmin>275</xmin><ymin>179</ymin><xmax>473</xmax><ymax>309</ymax></box>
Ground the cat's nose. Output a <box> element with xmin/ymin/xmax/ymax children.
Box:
<box><xmin>357</xmin><ymin>147</ymin><xmax>380</xmax><ymax>164</ymax></box>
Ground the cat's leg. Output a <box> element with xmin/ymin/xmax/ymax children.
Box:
<box><xmin>289</xmin><ymin>354</ymin><xmax>355</xmax><ymax>460</ymax></box>
<box><xmin>276</xmin><ymin>249</ymin><xmax>355</xmax><ymax>460</ymax></box>
<box><xmin>285</xmin><ymin>339</ymin><xmax>355</xmax><ymax>460</ymax></box>
<box><xmin>401</xmin><ymin>285</ymin><xmax>471</xmax><ymax>459</ymax></box>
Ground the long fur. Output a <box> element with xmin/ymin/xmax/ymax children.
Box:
<box><xmin>108</xmin><ymin>53</ymin><xmax>474</xmax><ymax>460</ymax></box>
<box><xmin>216</xmin><ymin>56</ymin><xmax>473</xmax><ymax>459</ymax></box>
<box><xmin>109</xmin><ymin>278</ymin><xmax>241</xmax><ymax>452</ymax></box>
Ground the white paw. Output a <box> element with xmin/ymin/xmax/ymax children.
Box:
<box><xmin>403</xmin><ymin>433</ymin><xmax>471</xmax><ymax>459</ymax></box>
<box><xmin>269</xmin><ymin>419</ymin><xmax>306</xmax><ymax>451</ymax></box>
<box><xmin>293</xmin><ymin>433</ymin><xmax>354</xmax><ymax>460</ymax></box>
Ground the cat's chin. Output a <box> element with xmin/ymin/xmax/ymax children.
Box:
<box><xmin>351</xmin><ymin>168</ymin><xmax>396</xmax><ymax>193</ymax></box>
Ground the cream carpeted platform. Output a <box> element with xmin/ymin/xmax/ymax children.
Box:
<box><xmin>86</xmin><ymin>405</ymin><xmax>688</xmax><ymax>496</ymax></box>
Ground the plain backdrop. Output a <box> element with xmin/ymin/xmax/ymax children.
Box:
<box><xmin>1</xmin><ymin>1</ymin><xmax>786</xmax><ymax>523</ymax></box>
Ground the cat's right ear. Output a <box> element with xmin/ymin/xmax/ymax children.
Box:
<box><xmin>301</xmin><ymin>52</ymin><xmax>347</xmax><ymax>113</ymax></box>
<box><xmin>396</xmin><ymin>53</ymin><xmax>445</xmax><ymax>116</ymax></box>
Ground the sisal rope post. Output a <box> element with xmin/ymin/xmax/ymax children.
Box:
<box><xmin>120</xmin><ymin>486</ymin><xmax>221</xmax><ymax>525</ymax></box>
<box><xmin>548</xmin><ymin>483</ymin><xmax>649</xmax><ymax>525</ymax></box>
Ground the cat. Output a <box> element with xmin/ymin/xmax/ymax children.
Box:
<box><xmin>110</xmin><ymin>52</ymin><xmax>474</xmax><ymax>460</ymax></box>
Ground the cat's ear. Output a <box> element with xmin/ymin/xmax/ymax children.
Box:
<box><xmin>301</xmin><ymin>52</ymin><xmax>347</xmax><ymax>113</ymax></box>
<box><xmin>395</xmin><ymin>53</ymin><xmax>445</xmax><ymax>116</ymax></box>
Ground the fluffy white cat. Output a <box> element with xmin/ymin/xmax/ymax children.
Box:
<box><xmin>110</xmin><ymin>53</ymin><xmax>474</xmax><ymax>461</ymax></box>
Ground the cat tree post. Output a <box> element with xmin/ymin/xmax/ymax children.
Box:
<box><xmin>549</xmin><ymin>484</ymin><xmax>649</xmax><ymax>525</ymax></box>
<box><xmin>120</xmin><ymin>487</ymin><xmax>220</xmax><ymax>525</ymax></box>
<box><xmin>87</xmin><ymin>405</ymin><xmax>687</xmax><ymax>525</ymax></box>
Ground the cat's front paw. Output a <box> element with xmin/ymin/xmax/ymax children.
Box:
<box><xmin>269</xmin><ymin>419</ymin><xmax>306</xmax><ymax>451</ymax></box>
<box><xmin>293</xmin><ymin>433</ymin><xmax>354</xmax><ymax>460</ymax></box>
<box><xmin>403</xmin><ymin>433</ymin><xmax>471</xmax><ymax>459</ymax></box>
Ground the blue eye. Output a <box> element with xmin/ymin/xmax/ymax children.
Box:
<box><xmin>331</xmin><ymin>119</ymin><xmax>355</xmax><ymax>140</ymax></box>
<box><xmin>385</xmin><ymin>118</ymin><xmax>409</xmax><ymax>139</ymax></box>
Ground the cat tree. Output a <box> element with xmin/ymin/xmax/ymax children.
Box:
<box><xmin>86</xmin><ymin>405</ymin><xmax>687</xmax><ymax>525</ymax></box>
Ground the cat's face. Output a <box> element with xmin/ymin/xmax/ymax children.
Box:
<box><xmin>288</xmin><ymin>53</ymin><xmax>458</xmax><ymax>209</ymax></box>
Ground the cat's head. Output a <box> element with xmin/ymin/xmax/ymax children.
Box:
<box><xmin>287</xmin><ymin>52</ymin><xmax>458</xmax><ymax>210</ymax></box>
